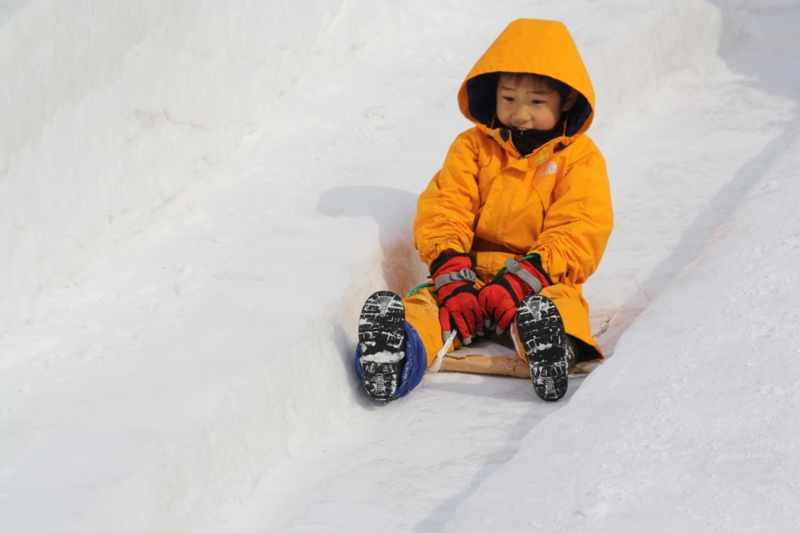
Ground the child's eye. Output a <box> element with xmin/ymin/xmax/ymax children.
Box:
<box><xmin>532</xmin><ymin>99</ymin><xmax>545</xmax><ymax>105</ymax></box>
<box><xmin>503</xmin><ymin>96</ymin><xmax>515</xmax><ymax>102</ymax></box>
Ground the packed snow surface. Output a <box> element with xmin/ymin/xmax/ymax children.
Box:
<box><xmin>1</xmin><ymin>0</ymin><xmax>799</xmax><ymax>531</ymax></box>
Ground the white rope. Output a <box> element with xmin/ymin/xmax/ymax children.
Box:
<box><xmin>428</xmin><ymin>330</ymin><xmax>457</xmax><ymax>373</ymax></box>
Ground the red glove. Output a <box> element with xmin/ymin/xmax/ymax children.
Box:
<box><xmin>431</xmin><ymin>250</ymin><xmax>483</xmax><ymax>345</ymax></box>
<box><xmin>478</xmin><ymin>255</ymin><xmax>551</xmax><ymax>334</ymax></box>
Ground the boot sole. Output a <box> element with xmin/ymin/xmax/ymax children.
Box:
<box><xmin>358</xmin><ymin>291</ymin><xmax>406</xmax><ymax>400</ymax></box>
<box><xmin>515</xmin><ymin>295</ymin><xmax>569</xmax><ymax>402</ymax></box>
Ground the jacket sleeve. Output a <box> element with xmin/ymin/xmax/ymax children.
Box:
<box><xmin>413</xmin><ymin>131</ymin><xmax>482</xmax><ymax>267</ymax></box>
<box><xmin>529</xmin><ymin>144</ymin><xmax>613</xmax><ymax>285</ymax></box>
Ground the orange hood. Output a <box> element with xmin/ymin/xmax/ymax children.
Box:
<box><xmin>458</xmin><ymin>19</ymin><xmax>595</xmax><ymax>137</ymax></box>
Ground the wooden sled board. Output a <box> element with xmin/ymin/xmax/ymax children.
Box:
<box><xmin>438</xmin><ymin>339</ymin><xmax>601</xmax><ymax>378</ymax></box>
<box><xmin>433</xmin><ymin>307</ymin><xmax>631</xmax><ymax>379</ymax></box>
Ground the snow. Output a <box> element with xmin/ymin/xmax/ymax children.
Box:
<box><xmin>360</xmin><ymin>352</ymin><xmax>404</xmax><ymax>364</ymax></box>
<box><xmin>1</xmin><ymin>0</ymin><xmax>799</xmax><ymax>531</ymax></box>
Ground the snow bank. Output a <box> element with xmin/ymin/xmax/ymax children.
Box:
<box><xmin>442</xmin><ymin>97</ymin><xmax>800</xmax><ymax>533</ymax></box>
<box><xmin>585</xmin><ymin>0</ymin><xmax>722</xmax><ymax>123</ymax></box>
<box><xmin>0</xmin><ymin>2</ymin><xmax>416</xmax><ymax>531</ymax></box>
<box><xmin>0</xmin><ymin>0</ymin><xmax>350</xmax><ymax>334</ymax></box>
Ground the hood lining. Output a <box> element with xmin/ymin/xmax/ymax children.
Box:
<box><xmin>466</xmin><ymin>73</ymin><xmax>592</xmax><ymax>136</ymax></box>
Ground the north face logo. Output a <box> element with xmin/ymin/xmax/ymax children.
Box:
<box><xmin>535</xmin><ymin>161</ymin><xmax>558</xmax><ymax>177</ymax></box>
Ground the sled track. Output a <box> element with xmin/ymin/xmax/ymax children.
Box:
<box><xmin>1</xmin><ymin>1</ymin><xmax>799</xmax><ymax>532</ymax></box>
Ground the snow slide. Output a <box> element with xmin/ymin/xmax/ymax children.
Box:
<box><xmin>1</xmin><ymin>0</ymin><xmax>799</xmax><ymax>532</ymax></box>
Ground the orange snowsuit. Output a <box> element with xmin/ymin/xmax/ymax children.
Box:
<box><xmin>405</xmin><ymin>19</ymin><xmax>613</xmax><ymax>366</ymax></box>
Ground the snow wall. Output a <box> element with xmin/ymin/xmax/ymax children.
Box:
<box><xmin>0</xmin><ymin>0</ymin><xmax>745</xmax><ymax>531</ymax></box>
<box><xmin>0</xmin><ymin>0</ymin><xmax>358</xmax><ymax>334</ymax></box>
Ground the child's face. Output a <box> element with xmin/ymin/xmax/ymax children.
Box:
<box><xmin>495</xmin><ymin>74</ymin><xmax>574</xmax><ymax>131</ymax></box>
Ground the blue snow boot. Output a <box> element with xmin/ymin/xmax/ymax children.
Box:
<box><xmin>515</xmin><ymin>294</ymin><xmax>575</xmax><ymax>402</ymax></box>
<box><xmin>357</xmin><ymin>291</ymin><xmax>406</xmax><ymax>401</ymax></box>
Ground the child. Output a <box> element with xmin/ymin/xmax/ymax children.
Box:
<box><xmin>356</xmin><ymin>19</ymin><xmax>613</xmax><ymax>402</ymax></box>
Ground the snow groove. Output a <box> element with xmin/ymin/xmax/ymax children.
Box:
<box><xmin>2</xmin><ymin>0</ymin><xmax>799</xmax><ymax>532</ymax></box>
